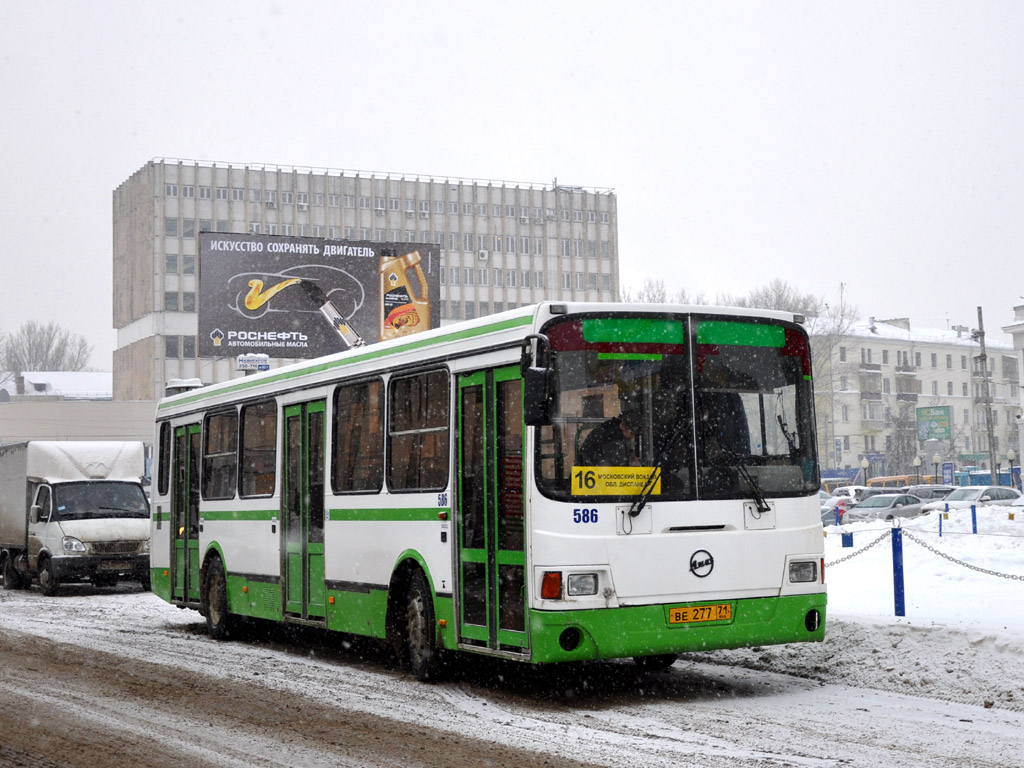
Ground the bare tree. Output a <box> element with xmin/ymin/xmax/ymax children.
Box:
<box><xmin>620</xmin><ymin>278</ymin><xmax>707</xmax><ymax>305</ymax></box>
<box><xmin>718</xmin><ymin>278</ymin><xmax>824</xmax><ymax>316</ymax></box>
<box><xmin>805</xmin><ymin>285</ymin><xmax>860</xmax><ymax>472</ymax></box>
<box><xmin>1</xmin><ymin>320</ymin><xmax>92</xmax><ymax>373</ymax></box>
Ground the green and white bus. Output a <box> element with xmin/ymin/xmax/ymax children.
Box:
<box><xmin>150</xmin><ymin>302</ymin><xmax>826</xmax><ymax>680</ymax></box>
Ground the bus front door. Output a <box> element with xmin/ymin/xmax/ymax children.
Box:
<box><xmin>171</xmin><ymin>423</ymin><xmax>201</xmax><ymax>604</ymax></box>
<box><xmin>457</xmin><ymin>367</ymin><xmax>527</xmax><ymax>653</ymax></box>
<box><xmin>282</xmin><ymin>401</ymin><xmax>326</xmax><ymax>620</ymax></box>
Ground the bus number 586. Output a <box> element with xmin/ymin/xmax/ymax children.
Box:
<box><xmin>573</xmin><ymin>508</ymin><xmax>598</xmax><ymax>524</ymax></box>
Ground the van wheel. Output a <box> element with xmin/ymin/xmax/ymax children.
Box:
<box><xmin>633</xmin><ymin>654</ymin><xmax>678</xmax><ymax>671</ymax></box>
<box><xmin>3</xmin><ymin>555</ymin><xmax>26</xmax><ymax>590</ymax></box>
<box><xmin>205</xmin><ymin>557</ymin><xmax>232</xmax><ymax>640</ymax></box>
<box><xmin>406</xmin><ymin>570</ymin><xmax>443</xmax><ymax>682</ymax></box>
<box><xmin>38</xmin><ymin>557</ymin><xmax>60</xmax><ymax>596</ymax></box>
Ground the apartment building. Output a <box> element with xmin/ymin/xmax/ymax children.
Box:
<box><xmin>812</xmin><ymin>317</ymin><xmax>1020</xmax><ymax>479</ymax></box>
<box><xmin>113</xmin><ymin>159</ymin><xmax>619</xmax><ymax>401</ymax></box>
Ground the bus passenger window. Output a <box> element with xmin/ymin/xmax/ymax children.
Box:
<box><xmin>388</xmin><ymin>370</ymin><xmax>450</xmax><ymax>491</ymax></box>
<box><xmin>240</xmin><ymin>401</ymin><xmax>277</xmax><ymax>497</ymax></box>
<box><xmin>333</xmin><ymin>379</ymin><xmax>384</xmax><ymax>492</ymax></box>
<box><xmin>202</xmin><ymin>410</ymin><xmax>238</xmax><ymax>500</ymax></box>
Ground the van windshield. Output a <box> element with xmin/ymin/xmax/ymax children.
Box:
<box><xmin>51</xmin><ymin>482</ymin><xmax>149</xmax><ymax>521</ymax></box>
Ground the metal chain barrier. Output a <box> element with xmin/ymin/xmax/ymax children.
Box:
<box><xmin>902</xmin><ymin>529</ymin><xmax>1024</xmax><ymax>581</ymax></box>
<box><xmin>826</xmin><ymin>529</ymin><xmax>891</xmax><ymax>567</ymax></box>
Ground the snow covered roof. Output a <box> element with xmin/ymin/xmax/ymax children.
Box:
<box><xmin>0</xmin><ymin>371</ymin><xmax>113</xmax><ymax>400</ymax></box>
<box><xmin>812</xmin><ymin>317</ymin><xmax>1013</xmax><ymax>352</ymax></box>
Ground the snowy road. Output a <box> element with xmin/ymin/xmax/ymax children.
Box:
<box><xmin>1</xmin><ymin>583</ymin><xmax>1021</xmax><ymax>767</ymax></box>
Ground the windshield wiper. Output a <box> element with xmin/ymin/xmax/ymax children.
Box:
<box><xmin>727</xmin><ymin>450</ymin><xmax>771</xmax><ymax>514</ymax></box>
<box><xmin>629</xmin><ymin>422</ymin><xmax>687</xmax><ymax>518</ymax></box>
<box><xmin>776</xmin><ymin>415</ymin><xmax>797</xmax><ymax>453</ymax></box>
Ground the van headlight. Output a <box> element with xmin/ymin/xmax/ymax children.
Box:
<box><xmin>139</xmin><ymin>539</ymin><xmax>150</xmax><ymax>554</ymax></box>
<box><xmin>62</xmin><ymin>536</ymin><xmax>87</xmax><ymax>553</ymax></box>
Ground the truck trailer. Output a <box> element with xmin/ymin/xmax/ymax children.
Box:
<box><xmin>0</xmin><ymin>441</ymin><xmax>150</xmax><ymax>594</ymax></box>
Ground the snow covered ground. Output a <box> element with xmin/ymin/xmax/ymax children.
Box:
<box><xmin>1</xmin><ymin>502</ymin><xmax>1022</xmax><ymax>766</ymax></box>
<box><xmin>702</xmin><ymin>502</ymin><xmax>1024</xmax><ymax>719</ymax></box>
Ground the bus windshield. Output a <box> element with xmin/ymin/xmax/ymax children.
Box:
<box><xmin>535</xmin><ymin>314</ymin><xmax>819</xmax><ymax>503</ymax></box>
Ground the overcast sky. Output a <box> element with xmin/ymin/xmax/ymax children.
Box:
<box><xmin>2</xmin><ymin>0</ymin><xmax>1022</xmax><ymax>369</ymax></box>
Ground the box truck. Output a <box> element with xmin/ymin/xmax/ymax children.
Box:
<box><xmin>0</xmin><ymin>441</ymin><xmax>150</xmax><ymax>595</ymax></box>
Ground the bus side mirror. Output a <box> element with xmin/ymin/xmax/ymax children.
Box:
<box><xmin>523</xmin><ymin>367</ymin><xmax>553</xmax><ymax>427</ymax></box>
<box><xmin>521</xmin><ymin>333</ymin><xmax>553</xmax><ymax>427</ymax></box>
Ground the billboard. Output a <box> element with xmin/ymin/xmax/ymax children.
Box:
<box><xmin>916</xmin><ymin>406</ymin><xmax>951</xmax><ymax>441</ymax></box>
<box><xmin>198</xmin><ymin>233</ymin><xmax>440</xmax><ymax>359</ymax></box>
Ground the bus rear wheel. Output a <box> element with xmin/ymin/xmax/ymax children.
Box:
<box><xmin>205</xmin><ymin>557</ymin><xmax>233</xmax><ymax>640</ymax></box>
<box><xmin>406</xmin><ymin>570</ymin><xmax>443</xmax><ymax>682</ymax></box>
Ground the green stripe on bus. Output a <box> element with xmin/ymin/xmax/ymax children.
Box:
<box><xmin>201</xmin><ymin>509</ymin><xmax>278</xmax><ymax>521</ymax></box>
<box><xmin>158</xmin><ymin>313</ymin><xmax>534</xmax><ymax>410</ymax></box>
<box><xmin>328</xmin><ymin>508</ymin><xmax>448</xmax><ymax>522</ymax></box>
<box><xmin>582</xmin><ymin>318</ymin><xmax>684</xmax><ymax>345</ymax></box>
<box><xmin>597</xmin><ymin>352</ymin><xmax>663</xmax><ymax>361</ymax></box>
<box><xmin>697</xmin><ymin>321</ymin><xmax>785</xmax><ymax>348</ymax></box>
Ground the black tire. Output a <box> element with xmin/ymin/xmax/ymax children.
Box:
<box><xmin>633</xmin><ymin>653</ymin><xmax>678</xmax><ymax>671</ymax></box>
<box><xmin>205</xmin><ymin>557</ymin><xmax>233</xmax><ymax>640</ymax></box>
<box><xmin>38</xmin><ymin>557</ymin><xmax>60</xmax><ymax>596</ymax></box>
<box><xmin>3</xmin><ymin>554</ymin><xmax>27</xmax><ymax>590</ymax></box>
<box><xmin>139</xmin><ymin>573</ymin><xmax>151</xmax><ymax>592</ymax></box>
<box><xmin>406</xmin><ymin>570</ymin><xmax>443</xmax><ymax>682</ymax></box>
<box><xmin>92</xmin><ymin>575</ymin><xmax>119</xmax><ymax>589</ymax></box>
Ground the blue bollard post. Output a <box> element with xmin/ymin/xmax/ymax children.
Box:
<box><xmin>841</xmin><ymin>531</ymin><xmax>854</xmax><ymax>547</ymax></box>
<box><xmin>939</xmin><ymin>509</ymin><xmax>943</xmax><ymax>537</ymax></box>
<box><xmin>971</xmin><ymin>504</ymin><xmax>977</xmax><ymax>534</ymax></box>
<box><xmin>891</xmin><ymin>527</ymin><xmax>905</xmax><ymax>617</ymax></box>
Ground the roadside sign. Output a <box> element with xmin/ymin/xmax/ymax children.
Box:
<box><xmin>941</xmin><ymin>462</ymin><xmax>955</xmax><ymax>485</ymax></box>
<box><xmin>237</xmin><ymin>354</ymin><xmax>270</xmax><ymax>371</ymax></box>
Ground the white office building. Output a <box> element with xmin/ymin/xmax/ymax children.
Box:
<box><xmin>113</xmin><ymin>158</ymin><xmax>619</xmax><ymax>401</ymax></box>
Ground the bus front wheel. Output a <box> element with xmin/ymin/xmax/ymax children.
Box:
<box><xmin>406</xmin><ymin>570</ymin><xmax>443</xmax><ymax>682</ymax></box>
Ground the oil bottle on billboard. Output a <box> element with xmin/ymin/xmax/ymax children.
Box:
<box><xmin>379</xmin><ymin>248</ymin><xmax>430</xmax><ymax>340</ymax></box>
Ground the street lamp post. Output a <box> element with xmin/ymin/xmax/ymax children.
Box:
<box><xmin>1009</xmin><ymin>449</ymin><xmax>1017</xmax><ymax>491</ymax></box>
<box><xmin>933</xmin><ymin>453</ymin><xmax>942</xmax><ymax>485</ymax></box>
<box><xmin>913</xmin><ymin>456</ymin><xmax>921</xmax><ymax>485</ymax></box>
<box><xmin>861</xmin><ymin>458</ymin><xmax>870</xmax><ymax>486</ymax></box>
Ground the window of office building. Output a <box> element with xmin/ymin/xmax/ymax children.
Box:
<box><xmin>232</xmin><ymin>188</ymin><xmax>244</xmax><ymax>201</ymax></box>
<box><xmin>182</xmin><ymin>186</ymin><xmax>195</xmax><ymax>198</ymax></box>
<box><xmin>164</xmin><ymin>217</ymin><xmax>178</xmax><ymax>237</ymax></box>
<box><xmin>165</xmin><ymin>335</ymin><xmax>179</xmax><ymax>358</ymax></box>
<box><xmin>182</xmin><ymin>219</ymin><xmax>195</xmax><ymax>238</ymax></box>
<box><xmin>182</xmin><ymin>292</ymin><xmax>196</xmax><ymax>312</ymax></box>
<box><xmin>165</xmin><ymin>184</ymin><xmax>177</xmax><ymax>197</ymax></box>
<box><xmin>165</xmin><ymin>291</ymin><xmax>178</xmax><ymax>311</ymax></box>
<box><xmin>199</xmin><ymin>186</ymin><xmax>211</xmax><ymax>199</ymax></box>
<box><xmin>165</xmin><ymin>254</ymin><xmax>178</xmax><ymax>274</ymax></box>
<box><xmin>216</xmin><ymin>187</ymin><xmax>228</xmax><ymax>200</ymax></box>
<box><xmin>182</xmin><ymin>255</ymin><xmax>195</xmax><ymax>275</ymax></box>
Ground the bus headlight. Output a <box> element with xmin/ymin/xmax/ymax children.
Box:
<box><xmin>567</xmin><ymin>573</ymin><xmax>599</xmax><ymax>596</ymax></box>
<box><xmin>62</xmin><ymin>536</ymin><xmax>87</xmax><ymax>553</ymax></box>
<box><xmin>789</xmin><ymin>560</ymin><xmax>818</xmax><ymax>583</ymax></box>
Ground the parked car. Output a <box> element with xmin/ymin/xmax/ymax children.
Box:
<box><xmin>831</xmin><ymin>485</ymin><xmax>869</xmax><ymax>503</ymax></box>
<box><xmin>843</xmin><ymin>493</ymin><xmax>927</xmax><ymax>522</ymax></box>
<box><xmin>901</xmin><ymin>484</ymin><xmax>955</xmax><ymax>501</ymax></box>
<box><xmin>920</xmin><ymin>485</ymin><xmax>1022</xmax><ymax>513</ymax></box>
<box><xmin>820</xmin><ymin>490</ymin><xmax>843</xmax><ymax>525</ymax></box>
